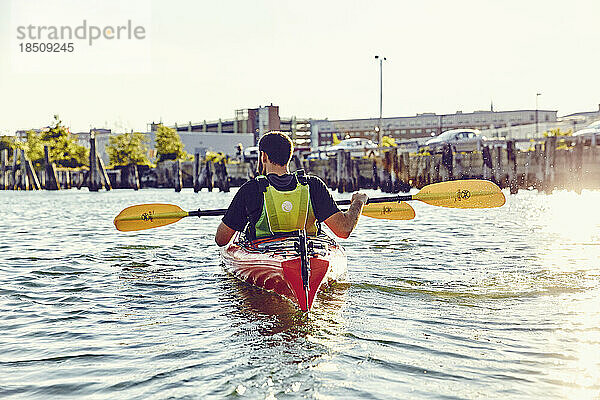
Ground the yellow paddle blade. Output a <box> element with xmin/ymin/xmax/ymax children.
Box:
<box><xmin>114</xmin><ymin>203</ymin><xmax>190</xmax><ymax>232</ymax></box>
<box><xmin>361</xmin><ymin>201</ymin><xmax>415</xmax><ymax>220</ymax></box>
<box><xmin>413</xmin><ymin>179</ymin><xmax>505</xmax><ymax>208</ymax></box>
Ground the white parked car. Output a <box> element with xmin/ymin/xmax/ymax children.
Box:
<box><xmin>425</xmin><ymin>129</ymin><xmax>485</xmax><ymax>152</ymax></box>
<box><xmin>305</xmin><ymin>151</ymin><xmax>329</xmax><ymax>160</ymax></box>
<box><xmin>243</xmin><ymin>146</ymin><xmax>259</xmax><ymax>160</ymax></box>
<box><xmin>326</xmin><ymin>138</ymin><xmax>379</xmax><ymax>157</ymax></box>
<box><xmin>573</xmin><ymin>120</ymin><xmax>600</xmax><ymax>139</ymax></box>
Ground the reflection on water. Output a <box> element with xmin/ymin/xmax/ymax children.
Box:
<box><xmin>222</xmin><ymin>274</ymin><xmax>350</xmax><ymax>337</ymax></box>
<box><xmin>1</xmin><ymin>188</ymin><xmax>600</xmax><ymax>399</ymax></box>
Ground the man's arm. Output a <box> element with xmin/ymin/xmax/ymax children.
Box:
<box><xmin>215</xmin><ymin>183</ymin><xmax>253</xmax><ymax>246</ymax></box>
<box><xmin>323</xmin><ymin>192</ymin><xmax>368</xmax><ymax>239</ymax></box>
<box><xmin>215</xmin><ymin>222</ymin><xmax>236</xmax><ymax>246</ymax></box>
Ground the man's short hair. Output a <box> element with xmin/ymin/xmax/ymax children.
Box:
<box><xmin>258</xmin><ymin>131</ymin><xmax>293</xmax><ymax>166</ymax></box>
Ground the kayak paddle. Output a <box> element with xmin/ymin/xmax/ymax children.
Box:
<box><xmin>114</xmin><ymin>201</ymin><xmax>416</xmax><ymax>232</ymax></box>
<box><xmin>113</xmin><ymin>179</ymin><xmax>504</xmax><ymax>232</ymax></box>
<box><xmin>356</xmin><ymin>201</ymin><xmax>415</xmax><ymax>221</ymax></box>
<box><xmin>337</xmin><ymin>179</ymin><xmax>505</xmax><ymax>209</ymax></box>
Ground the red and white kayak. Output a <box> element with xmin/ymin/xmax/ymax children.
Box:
<box><xmin>220</xmin><ymin>234</ymin><xmax>347</xmax><ymax>311</ymax></box>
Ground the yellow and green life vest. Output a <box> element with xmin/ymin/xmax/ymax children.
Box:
<box><xmin>254</xmin><ymin>172</ymin><xmax>318</xmax><ymax>238</ymax></box>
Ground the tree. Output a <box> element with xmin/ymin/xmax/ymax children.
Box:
<box><xmin>543</xmin><ymin>128</ymin><xmax>572</xmax><ymax>137</ymax></box>
<box><xmin>155</xmin><ymin>124</ymin><xmax>190</xmax><ymax>162</ymax></box>
<box><xmin>0</xmin><ymin>135</ymin><xmax>18</xmax><ymax>161</ymax></box>
<box><xmin>381</xmin><ymin>135</ymin><xmax>397</xmax><ymax>147</ymax></box>
<box><xmin>106</xmin><ymin>131</ymin><xmax>151</xmax><ymax>167</ymax></box>
<box><xmin>24</xmin><ymin>130</ymin><xmax>45</xmax><ymax>167</ymax></box>
<box><xmin>39</xmin><ymin>115</ymin><xmax>89</xmax><ymax>168</ymax></box>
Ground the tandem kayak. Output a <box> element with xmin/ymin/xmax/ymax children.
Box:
<box><xmin>220</xmin><ymin>233</ymin><xmax>347</xmax><ymax>311</ymax></box>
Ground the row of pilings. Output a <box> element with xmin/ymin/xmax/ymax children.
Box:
<box><xmin>0</xmin><ymin>134</ymin><xmax>244</xmax><ymax>192</ymax></box>
<box><xmin>2</xmin><ymin>135</ymin><xmax>598</xmax><ymax>194</ymax></box>
<box><xmin>306</xmin><ymin>136</ymin><xmax>599</xmax><ymax>195</ymax></box>
<box><xmin>0</xmin><ymin>146</ymin><xmax>81</xmax><ymax>191</ymax></box>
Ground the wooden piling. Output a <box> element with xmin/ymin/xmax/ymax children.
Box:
<box><xmin>377</xmin><ymin>150</ymin><xmax>393</xmax><ymax>193</ymax></box>
<box><xmin>174</xmin><ymin>159</ymin><xmax>182</xmax><ymax>192</ymax></box>
<box><xmin>352</xmin><ymin>158</ymin><xmax>361</xmax><ymax>191</ymax></box>
<box><xmin>506</xmin><ymin>140</ymin><xmax>518</xmax><ymax>194</ymax></box>
<box><xmin>214</xmin><ymin>159</ymin><xmax>230</xmax><ymax>192</ymax></box>
<box><xmin>336</xmin><ymin>150</ymin><xmax>345</xmax><ymax>193</ymax></box>
<box><xmin>193</xmin><ymin>153</ymin><xmax>201</xmax><ymax>192</ymax></box>
<box><xmin>26</xmin><ymin>158</ymin><xmax>41</xmax><ymax>190</ymax></box>
<box><xmin>574</xmin><ymin>137</ymin><xmax>584</xmax><ymax>194</ymax></box>
<box><xmin>43</xmin><ymin>146</ymin><xmax>60</xmax><ymax>190</ymax></box>
<box><xmin>97</xmin><ymin>155</ymin><xmax>112</xmax><ymax>190</ymax></box>
<box><xmin>389</xmin><ymin>149</ymin><xmax>400</xmax><ymax>192</ymax></box>
<box><xmin>17</xmin><ymin>150</ymin><xmax>29</xmax><ymax>190</ymax></box>
<box><xmin>89</xmin><ymin>133</ymin><xmax>100</xmax><ymax>191</ymax></box>
<box><xmin>0</xmin><ymin>149</ymin><xmax>7</xmax><ymax>190</ymax></box>
<box><xmin>130</xmin><ymin>164</ymin><xmax>140</xmax><ymax>190</ymax></box>
<box><xmin>482</xmin><ymin>146</ymin><xmax>492</xmax><ymax>181</ymax></box>
<box><xmin>77</xmin><ymin>170</ymin><xmax>89</xmax><ymax>190</ymax></box>
<box><xmin>544</xmin><ymin>136</ymin><xmax>557</xmax><ymax>194</ymax></box>
<box><xmin>198</xmin><ymin>160</ymin><xmax>214</xmax><ymax>191</ymax></box>
<box><xmin>533</xmin><ymin>144</ymin><xmax>544</xmax><ymax>191</ymax></box>
<box><xmin>10</xmin><ymin>150</ymin><xmax>18</xmax><ymax>190</ymax></box>
<box><xmin>442</xmin><ymin>144</ymin><xmax>453</xmax><ymax>180</ymax></box>
<box><xmin>324</xmin><ymin>157</ymin><xmax>336</xmax><ymax>189</ymax></box>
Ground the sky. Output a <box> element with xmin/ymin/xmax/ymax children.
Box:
<box><xmin>0</xmin><ymin>0</ymin><xmax>599</xmax><ymax>134</ymax></box>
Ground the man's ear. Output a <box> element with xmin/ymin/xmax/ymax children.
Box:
<box><xmin>261</xmin><ymin>151</ymin><xmax>269</xmax><ymax>164</ymax></box>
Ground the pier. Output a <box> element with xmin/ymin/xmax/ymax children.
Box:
<box><xmin>1</xmin><ymin>136</ymin><xmax>598</xmax><ymax>194</ymax></box>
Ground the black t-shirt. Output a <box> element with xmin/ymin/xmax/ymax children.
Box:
<box><xmin>222</xmin><ymin>173</ymin><xmax>340</xmax><ymax>235</ymax></box>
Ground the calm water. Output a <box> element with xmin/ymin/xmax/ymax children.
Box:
<box><xmin>1</xmin><ymin>187</ymin><xmax>600</xmax><ymax>399</ymax></box>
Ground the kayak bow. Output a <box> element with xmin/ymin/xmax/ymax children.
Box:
<box><xmin>220</xmin><ymin>233</ymin><xmax>347</xmax><ymax>311</ymax></box>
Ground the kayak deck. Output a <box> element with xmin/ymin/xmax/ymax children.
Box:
<box><xmin>220</xmin><ymin>235</ymin><xmax>347</xmax><ymax>311</ymax></box>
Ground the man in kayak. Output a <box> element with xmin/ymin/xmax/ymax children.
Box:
<box><xmin>215</xmin><ymin>131</ymin><xmax>368</xmax><ymax>246</ymax></box>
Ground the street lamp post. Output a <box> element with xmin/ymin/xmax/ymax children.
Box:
<box><xmin>535</xmin><ymin>92</ymin><xmax>541</xmax><ymax>136</ymax></box>
<box><xmin>375</xmin><ymin>55</ymin><xmax>386</xmax><ymax>145</ymax></box>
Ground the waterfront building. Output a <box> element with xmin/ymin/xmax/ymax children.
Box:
<box><xmin>310</xmin><ymin>109</ymin><xmax>558</xmax><ymax>148</ymax></box>
<box><xmin>157</xmin><ymin>104</ymin><xmax>312</xmax><ymax>148</ymax></box>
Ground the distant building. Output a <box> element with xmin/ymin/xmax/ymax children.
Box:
<box><xmin>147</xmin><ymin>127</ymin><xmax>254</xmax><ymax>158</ymax></box>
<box><xmin>480</xmin><ymin>104</ymin><xmax>600</xmax><ymax>140</ymax></box>
<box><xmin>15</xmin><ymin>127</ymin><xmax>50</xmax><ymax>139</ymax></box>
<box><xmin>310</xmin><ymin>109</ymin><xmax>558</xmax><ymax>148</ymax></box>
<box><xmin>73</xmin><ymin>127</ymin><xmax>253</xmax><ymax>165</ymax></box>
<box><xmin>151</xmin><ymin>105</ymin><xmax>560</xmax><ymax>151</ymax></box>
<box><xmin>155</xmin><ymin>104</ymin><xmax>312</xmax><ymax>148</ymax></box>
<box><xmin>560</xmin><ymin>104</ymin><xmax>600</xmax><ymax>125</ymax></box>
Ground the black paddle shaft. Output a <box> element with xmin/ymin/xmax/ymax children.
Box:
<box><xmin>335</xmin><ymin>194</ymin><xmax>413</xmax><ymax>206</ymax></box>
<box><xmin>188</xmin><ymin>195</ymin><xmax>413</xmax><ymax>218</ymax></box>
<box><xmin>190</xmin><ymin>209</ymin><xmax>228</xmax><ymax>217</ymax></box>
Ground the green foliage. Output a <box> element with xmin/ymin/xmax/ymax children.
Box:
<box><xmin>106</xmin><ymin>131</ymin><xmax>151</xmax><ymax>167</ymax></box>
<box><xmin>381</xmin><ymin>135</ymin><xmax>397</xmax><ymax>147</ymax></box>
<box><xmin>0</xmin><ymin>135</ymin><xmax>18</xmax><ymax>161</ymax></box>
<box><xmin>205</xmin><ymin>151</ymin><xmax>226</xmax><ymax>163</ymax></box>
<box><xmin>543</xmin><ymin>128</ymin><xmax>572</xmax><ymax>137</ymax></box>
<box><xmin>155</xmin><ymin>124</ymin><xmax>190</xmax><ymax>162</ymax></box>
<box><xmin>21</xmin><ymin>115</ymin><xmax>89</xmax><ymax>168</ymax></box>
<box><xmin>24</xmin><ymin>130</ymin><xmax>45</xmax><ymax>166</ymax></box>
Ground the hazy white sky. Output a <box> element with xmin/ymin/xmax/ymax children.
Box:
<box><xmin>1</xmin><ymin>0</ymin><xmax>599</xmax><ymax>134</ymax></box>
